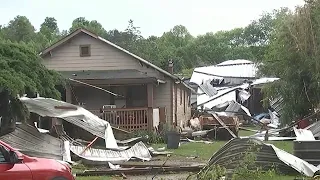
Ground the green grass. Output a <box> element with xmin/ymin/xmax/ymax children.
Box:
<box><xmin>74</xmin><ymin>133</ymin><xmax>297</xmax><ymax>179</ymax></box>
<box><xmin>152</xmin><ymin>141</ymin><xmax>226</xmax><ymax>160</ymax></box>
<box><xmin>238</xmin><ymin>129</ymin><xmax>259</xmax><ymax>137</ymax></box>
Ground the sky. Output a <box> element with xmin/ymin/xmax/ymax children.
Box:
<box><xmin>0</xmin><ymin>0</ymin><xmax>305</xmax><ymax>37</ymax></box>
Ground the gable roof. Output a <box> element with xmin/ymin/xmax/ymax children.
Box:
<box><xmin>40</xmin><ymin>28</ymin><xmax>195</xmax><ymax>92</ymax></box>
<box><xmin>40</xmin><ymin>28</ymin><xmax>179</xmax><ymax>79</ymax></box>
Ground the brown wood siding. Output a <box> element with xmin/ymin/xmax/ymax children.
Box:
<box><xmin>154</xmin><ymin>77</ymin><xmax>172</xmax><ymax>124</ymax></box>
<box><xmin>42</xmin><ymin>33</ymin><xmax>163</xmax><ymax>79</ymax></box>
<box><xmin>175</xmin><ymin>84</ymin><xmax>192</xmax><ymax>128</ymax></box>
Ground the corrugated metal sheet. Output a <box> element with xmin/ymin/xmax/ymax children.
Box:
<box><xmin>190</xmin><ymin>60</ymin><xmax>257</xmax><ymax>86</ymax></box>
<box><xmin>0</xmin><ymin>123</ymin><xmax>63</xmax><ymax>160</ymax></box>
<box><xmin>70</xmin><ymin>141</ymin><xmax>152</xmax><ymax>164</ymax></box>
<box><xmin>201</xmin><ymin>138</ymin><xmax>318</xmax><ymax>178</ymax></box>
<box><xmin>306</xmin><ymin>121</ymin><xmax>320</xmax><ymax>138</ymax></box>
<box><xmin>198</xmin><ymin>80</ymin><xmax>218</xmax><ymax>97</ymax></box>
<box><xmin>20</xmin><ymin>97</ymin><xmax>118</xmax><ymax>149</ymax></box>
<box><xmin>217</xmin><ymin>59</ymin><xmax>254</xmax><ymax>66</ymax></box>
<box><xmin>269</xmin><ymin>96</ymin><xmax>284</xmax><ymax>116</ymax></box>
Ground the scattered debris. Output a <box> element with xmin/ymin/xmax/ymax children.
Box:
<box><xmin>20</xmin><ymin>97</ymin><xmax>119</xmax><ymax>149</ymax></box>
<box><xmin>185</xmin><ymin>138</ymin><xmax>213</xmax><ymax>144</ymax></box>
<box><xmin>148</xmin><ymin>147</ymin><xmax>172</xmax><ymax>156</ymax></box>
<box><xmin>203</xmin><ymin>138</ymin><xmax>319</xmax><ymax>177</ymax></box>
<box><xmin>0</xmin><ymin>123</ymin><xmax>64</xmax><ymax>161</ymax></box>
<box><xmin>116</xmin><ymin>137</ymin><xmax>142</xmax><ymax>145</ymax></box>
<box><xmin>294</xmin><ymin>127</ymin><xmax>315</xmax><ymax>141</ymax></box>
<box><xmin>76</xmin><ymin>165</ymin><xmax>205</xmax><ymax>177</ymax></box>
<box><xmin>70</xmin><ymin>141</ymin><xmax>152</xmax><ymax>164</ymax></box>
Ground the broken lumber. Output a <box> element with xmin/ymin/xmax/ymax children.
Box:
<box><xmin>76</xmin><ymin>165</ymin><xmax>204</xmax><ymax>176</ymax></box>
<box><xmin>211</xmin><ymin>113</ymin><xmax>237</xmax><ymax>138</ymax></box>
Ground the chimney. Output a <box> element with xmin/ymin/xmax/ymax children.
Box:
<box><xmin>168</xmin><ymin>59</ymin><xmax>174</xmax><ymax>74</ymax></box>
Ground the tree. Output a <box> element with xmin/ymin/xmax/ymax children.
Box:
<box><xmin>260</xmin><ymin>1</ymin><xmax>320</xmax><ymax>124</ymax></box>
<box><xmin>40</xmin><ymin>17</ymin><xmax>59</xmax><ymax>42</ymax></box>
<box><xmin>1</xmin><ymin>16</ymin><xmax>36</xmax><ymax>43</ymax></box>
<box><xmin>0</xmin><ymin>41</ymin><xmax>64</xmax><ymax>135</ymax></box>
<box><xmin>69</xmin><ymin>17</ymin><xmax>107</xmax><ymax>37</ymax></box>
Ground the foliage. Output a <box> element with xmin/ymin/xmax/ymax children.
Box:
<box><xmin>0</xmin><ymin>41</ymin><xmax>64</xmax><ymax>134</ymax></box>
<box><xmin>0</xmin><ymin>14</ymin><xmax>274</xmax><ymax>73</ymax></box>
<box><xmin>197</xmin><ymin>142</ymin><xmax>279</xmax><ymax>180</ymax></box>
<box><xmin>0</xmin><ymin>5</ymin><xmax>318</xmax><ymax>125</ymax></box>
<box><xmin>130</xmin><ymin>130</ymin><xmax>165</xmax><ymax>144</ymax></box>
<box><xmin>198</xmin><ymin>165</ymin><xmax>226</xmax><ymax>180</ymax></box>
<box><xmin>260</xmin><ymin>2</ymin><xmax>320</xmax><ymax>124</ymax></box>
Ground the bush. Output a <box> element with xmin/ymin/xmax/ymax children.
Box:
<box><xmin>131</xmin><ymin>130</ymin><xmax>165</xmax><ymax>144</ymax></box>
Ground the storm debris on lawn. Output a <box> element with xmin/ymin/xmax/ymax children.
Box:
<box><xmin>69</xmin><ymin>141</ymin><xmax>152</xmax><ymax>165</ymax></box>
<box><xmin>199</xmin><ymin>138</ymin><xmax>320</xmax><ymax>178</ymax></box>
<box><xmin>75</xmin><ymin>164</ymin><xmax>205</xmax><ymax>177</ymax></box>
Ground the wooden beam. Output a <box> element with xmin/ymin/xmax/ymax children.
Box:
<box><xmin>80</xmin><ymin>137</ymin><xmax>99</xmax><ymax>155</ymax></box>
<box><xmin>147</xmin><ymin>84</ymin><xmax>154</xmax><ymax>108</ymax></box>
<box><xmin>147</xmin><ymin>84</ymin><xmax>154</xmax><ymax>131</ymax></box>
<box><xmin>211</xmin><ymin>113</ymin><xmax>237</xmax><ymax>138</ymax></box>
<box><xmin>76</xmin><ymin>165</ymin><xmax>204</xmax><ymax>176</ymax></box>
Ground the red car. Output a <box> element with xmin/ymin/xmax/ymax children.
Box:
<box><xmin>0</xmin><ymin>140</ymin><xmax>75</xmax><ymax>180</ymax></box>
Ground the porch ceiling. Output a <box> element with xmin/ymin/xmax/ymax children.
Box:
<box><xmin>60</xmin><ymin>69</ymin><xmax>161</xmax><ymax>81</ymax></box>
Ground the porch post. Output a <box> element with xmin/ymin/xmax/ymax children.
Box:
<box><xmin>65</xmin><ymin>84</ymin><xmax>72</xmax><ymax>103</ymax></box>
<box><xmin>147</xmin><ymin>83</ymin><xmax>154</xmax><ymax>131</ymax></box>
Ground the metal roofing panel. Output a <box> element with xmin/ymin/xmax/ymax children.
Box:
<box><xmin>190</xmin><ymin>60</ymin><xmax>258</xmax><ymax>86</ymax></box>
<box><xmin>269</xmin><ymin>96</ymin><xmax>284</xmax><ymax>116</ymax></box>
<box><xmin>198</xmin><ymin>80</ymin><xmax>218</xmax><ymax>97</ymax></box>
<box><xmin>0</xmin><ymin>123</ymin><xmax>63</xmax><ymax>160</ymax></box>
<box><xmin>70</xmin><ymin>141</ymin><xmax>152</xmax><ymax>164</ymax></box>
<box><xmin>217</xmin><ymin>59</ymin><xmax>254</xmax><ymax>66</ymax></box>
<box><xmin>202</xmin><ymin>138</ymin><xmax>318</xmax><ymax>178</ymax></box>
<box><xmin>306</xmin><ymin>121</ymin><xmax>320</xmax><ymax>138</ymax></box>
<box><xmin>19</xmin><ymin>97</ymin><xmax>118</xmax><ymax>149</ymax></box>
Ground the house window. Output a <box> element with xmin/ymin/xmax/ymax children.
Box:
<box><xmin>80</xmin><ymin>45</ymin><xmax>91</xmax><ymax>57</ymax></box>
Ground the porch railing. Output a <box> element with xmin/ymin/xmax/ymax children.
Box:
<box><xmin>91</xmin><ymin>108</ymin><xmax>149</xmax><ymax>131</ymax></box>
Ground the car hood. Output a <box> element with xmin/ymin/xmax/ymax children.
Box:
<box><xmin>22</xmin><ymin>155</ymin><xmax>70</xmax><ymax>172</ymax></box>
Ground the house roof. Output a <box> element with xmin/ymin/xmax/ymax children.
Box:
<box><xmin>40</xmin><ymin>28</ymin><xmax>179</xmax><ymax>80</ymax></box>
<box><xmin>40</xmin><ymin>28</ymin><xmax>195</xmax><ymax>92</ymax></box>
<box><xmin>60</xmin><ymin>69</ymin><xmax>155</xmax><ymax>80</ymax></box>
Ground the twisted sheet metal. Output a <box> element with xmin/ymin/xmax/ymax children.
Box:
<box><xmin>269</xmin><ymin>96</ymin><xmax>284</xmax><ymax>116</ymax></box>
<box><xmin>306</xmin><ymin>121</ymin><xmax>320</xmax><ymax>138</ymax></box>
<box><xmin>70</xmin><ymin>141</ymin><xmax>152</xmax><ymax>164</ymax></box>
<box><xmin>204</xmin><ymin>138</ymin><xmax>319</xmax><ymax>177</ymax></box>
<box><xmin>0</xmin><ymin>123</ymin><xmax>63</xmax><ymax>160</ymax></box>
<box><xmin>19</xmin><ymin>97</ymin><xmax>118</xmax><ymax>149</ymax></box>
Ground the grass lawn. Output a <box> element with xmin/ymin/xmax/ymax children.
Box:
<box><xmin>74</xmin><ymin>130</ymin><xmax>300</xmax><ymax>179</ymax></box>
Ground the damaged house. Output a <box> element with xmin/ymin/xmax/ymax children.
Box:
<box><xmin>190</xmin><ymin>59</ymin><xmax>279</xmax><ymax>116</ymax></box>
<box><xmin>38</xmin><ymin>28</ymin><xmax>193</xmax><ymax>133</ymax></box>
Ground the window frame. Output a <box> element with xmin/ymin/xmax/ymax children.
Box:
<box><xmin>79</xmin><ymin>45</ymin><xmax>91</xmax><ymax>57</ymax></box>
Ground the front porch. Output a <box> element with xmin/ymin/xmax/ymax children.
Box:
<box><xmin>91</xmin><ymin>107</ymin><xmax>149</xmax><ymax>131</ymax></box>
<box><xmin>64</xmin><ymin>71</ymin><xmax>158</xmax><ymax>131</ymax></box>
